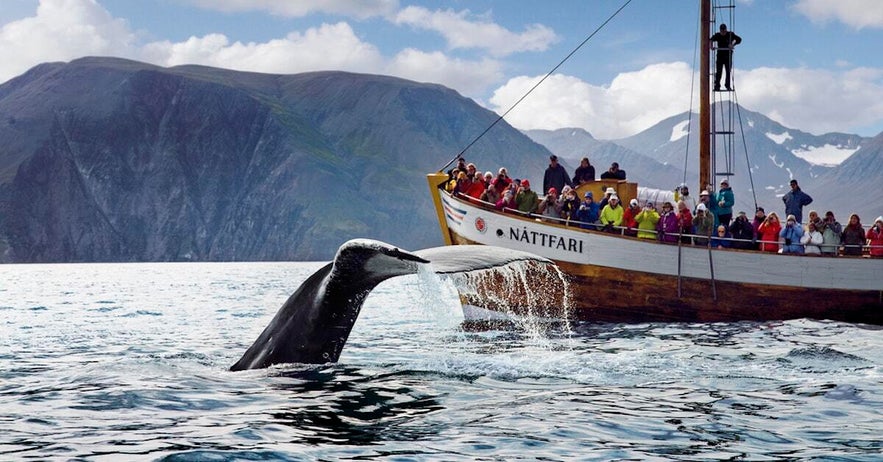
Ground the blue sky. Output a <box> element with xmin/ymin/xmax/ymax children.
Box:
<box><xmin>2</xmin><ymin>0</ymin><xmax>883</xmax><ymax>138</ymax></box>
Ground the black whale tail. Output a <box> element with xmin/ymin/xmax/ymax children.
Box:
<box><xmin>231</xmin><ymin>239</ymin><xmax>552</xmax><ymax>370</ymax></box>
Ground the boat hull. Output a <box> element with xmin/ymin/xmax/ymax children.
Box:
<box><xmin>429</xmin><ymin>178</ymin><xmax>883</xmax><ymax>325</ymax></box>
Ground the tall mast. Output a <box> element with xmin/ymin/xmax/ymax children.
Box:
<box><xmin>699</xmin><ymin>0</ymin><xmax>711</xmax><ymax>192</ymax></box>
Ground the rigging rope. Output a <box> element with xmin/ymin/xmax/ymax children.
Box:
<box><xmin>678</xmin><ymin>0</ymin><xmax>704</xmax><ymax>298</ymax></box>
<box><xmin>733</xmin><ymin>92</ymin><xmax>759</xmax><ymax>213</ymax></box>
<box><xmin>439</xmin><ymin>0</ymin><xmax>634</xmax><ymax>172</ymax></box>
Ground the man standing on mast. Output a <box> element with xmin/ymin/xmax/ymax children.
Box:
<box><xmin>710</xmin><ymin>23</ymin><xmax>741</xmax><ymax>91</ymax></box>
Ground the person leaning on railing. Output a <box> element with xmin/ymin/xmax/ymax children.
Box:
<box><xmin>693</xmin><ymin>204</ymin><xmax>715</xmax><ymax>246</ymax></box>
<box><xmin>779</xmin><ymin>215</ymin><xmax>805</xmax><ymax>254</ymax></box>
<box><xmin>801</xmin><ymin>221</ymin><xmax>824</xmax><ymax>255</ymax></box>
<box><xmin>711</xmin><ymin>225</ymin><xmax>733</xmax><ymax>249</ymax></box>
<box><xmin>866</xmin><ymin>217</ymin><xmax>883</xmax><ymax>258</ymax></box>
<box><xmin>819</xmin><ymin>211</ymin><xmax>842</xmax><ymax>256</ymax></box>
<box><xmin>635</xmin><ymin>202</ymin><xmax>660</xmax><ymax>239</ymax></box>
<box><xmin>657</xmin><ymin>202</ymin><xmax>679</xmax><ymax>243</ymax></box>
<box><xmin>841</xmin><ymin>214</ymin><xmax>865</xmax><ymax>256</ymax></box>
<box><xmin>757</xmin><ymin>212</ymin><xmax>782</xmax><ymax>253</ymax></box>
<box><xmin>599</xmin><ymin>195</ymin><xmax>624</xmax><ymax>233</ymax></box>
<box><xmin>729</xmin><ymin>211</ymin><xmax>755</xmax><ymax>250</ymax></box>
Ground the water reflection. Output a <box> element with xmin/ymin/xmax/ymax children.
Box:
<box><xmin>266</xmin><ymin>366</ymin><xmax>447</xmax><ymax>445</ymax></box>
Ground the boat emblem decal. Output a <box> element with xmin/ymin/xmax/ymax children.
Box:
<box><xmin>474</xmin><ymin>217</ymin><xmax>487</xmax><ymax>234</ymax></box>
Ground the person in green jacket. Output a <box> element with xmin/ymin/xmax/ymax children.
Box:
<box><xmin>515</xmin><ymin>179</ymin><xmax>539</xmax><ymax>214</ymax></box>
<box><xmin>635</xmin><ymin>202</ymin><xmax>660</xmax><ymax>239</ymax></box>
<box><xmin>716</xmin><ymin>179</ymin><xmax>735</xmax><ymax>226</ymax></box>
<box><xmin>599</xmin><ymin>195</ymin><xmax>624</xmax><ymax>232</ymax></box>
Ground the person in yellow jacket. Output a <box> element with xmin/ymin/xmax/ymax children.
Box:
<box><xmin>599</xmin><ymin>195</ymin><xmax>624</xmax><ymax>232</ymax></box>
<box><xmin>635</xmin><ymin>202</ymin><xmax>660</xmax><ymax>239</ymax></box>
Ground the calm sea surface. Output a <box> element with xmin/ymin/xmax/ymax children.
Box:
<box><xmin>1</xmin><ymin>262</ymin><xmax>881</xmax><ymax>461</ymax></box>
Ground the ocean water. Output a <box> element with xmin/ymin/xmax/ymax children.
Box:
<box><xmin>1</xmin><ymin>262</ymin><xmax>881</xmax><ymax>461</ymax></box>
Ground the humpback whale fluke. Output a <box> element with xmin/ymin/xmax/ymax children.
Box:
<box><xmin>231</xmin><ymin>239</ymin><xmax>552</xmax><ymax>370</ymax></box>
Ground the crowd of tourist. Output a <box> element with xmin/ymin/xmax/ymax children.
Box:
<box><xmin>445</xmin><ymin>156</ymin><xmax>882</xmax><ymax>257</ymax></box>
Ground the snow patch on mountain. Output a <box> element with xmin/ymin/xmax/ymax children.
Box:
<box><xmin>670</xmin><ymin>120</ymin><xmax>690</xmax><ymax>142</ymax></box>
<box><xmin>766</xmin><ymin>131</ymin><xmax>792</xmax><ymax>144</ymax></box>
<box><xmin>791</xmin><ymin>144</ymin><xmax>860</xmax><ymax>167</ymax></box>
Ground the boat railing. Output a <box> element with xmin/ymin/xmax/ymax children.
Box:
<box><xmin>451</xmin><ymin>192</ymin><xmax>880</xmax><ymax>256</ymax></box>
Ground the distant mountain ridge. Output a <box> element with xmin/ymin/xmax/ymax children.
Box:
<box><xmin>526</xmin><ymin>104</ymin><xmax>877</xmax><ymax>222</ymax></box>
<box><xmin>0</xmin><ymin>57</ymin><xmax>551</xmax><ymax>262</ymax></box>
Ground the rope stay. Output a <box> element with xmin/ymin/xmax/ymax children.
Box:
<box><xmin>439</xmin><ymin>0</ymin><xmax>634</xmax><ymax>173</ymax></box>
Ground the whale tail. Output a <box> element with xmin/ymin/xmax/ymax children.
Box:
<box><xmin>231</xmin><ymin>239</ymin><xmax>555</xmax><ymax>370</ymax></box>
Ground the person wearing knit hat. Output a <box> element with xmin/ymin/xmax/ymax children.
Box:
<box><xmin>576</xmin><ymin>190</ymin><xmax>600</xmax><ymax>229</ymax></box>
<box><xmin>515</xmin><ymin>179</ymin><xmax>539</xmax><ymax>214</ymax></box>
<box><xmin>622</xmin><ymin>197</ymin><xmax>641</xmax><ymax>236</ymax></box>
<box><xmin>866</xmin><ymin>216</ymin><xmax>883</xmax><ymax>257</ymax></box>
<box><xmin>538</xmin><ymin>186</ymin><xmax>561</xmax><ymax>220</ymax></box>
<box><xmin>780</xmin><ymin>214</ymin><xmax>805</xmax><ymax>254</ymax></box>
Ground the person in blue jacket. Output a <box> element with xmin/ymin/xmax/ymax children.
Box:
<box><xmin>779</xmin><ymin>214</ymin><xmax>805</xmax><ymax>254</ymax></box>
<box><xmin>782</xmin><ymin>179</ymin><xmax>813</xmax><ymax>224</ymax></box>
<box><xmin>576</xmin><ymin>191</ymin><xmax>600</xmax><ymax>229</ymax></box>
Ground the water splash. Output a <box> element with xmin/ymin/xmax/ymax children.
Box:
<box><xmin>418</xmin><ymin>258</ymin><xmax>574</xmax><ymax>345</ymax></box>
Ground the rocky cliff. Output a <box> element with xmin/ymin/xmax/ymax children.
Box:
<box><xmin>0</xmin><ymin>57</ymin><xmax>551</xmax><ymax>262</ymax></box>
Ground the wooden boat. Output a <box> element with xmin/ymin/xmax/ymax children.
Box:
<box><xmin>425</xmin><ymin>1</ymin><xmax>883</xmax><ymax>325</ymax></box>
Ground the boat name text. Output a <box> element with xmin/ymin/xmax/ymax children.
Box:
<box><xmin>510</xmin><ymin>227</ymin><xmax>584</xmax><ymax>254</ymax></box>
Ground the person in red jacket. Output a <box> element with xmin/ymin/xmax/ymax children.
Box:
<box><xmin>465</xmin><ymin>172</ymin><xmax>487</xmax><ymax>199</ymax></box>
<box><xmin>757</xmin><ymin>212</ymin><xmax>782</xmax><ymax>253</ymax></box>
<box><xmin>866</xmin><ymin>216</ymin><xmax>883</xmax><ymax>257</ymax></box>
<box><xmin>622</xmin><ymin>198</ymin><xmax>640</xmax><ymax>237</ymax></box>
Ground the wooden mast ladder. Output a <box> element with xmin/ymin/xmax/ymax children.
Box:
<box><xmin>708</xmin><ymin>0</ymin><xmax>738</xmax><ymax>185</ymax></box>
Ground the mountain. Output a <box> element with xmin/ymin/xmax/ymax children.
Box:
<box><xmin>526</xmin><ymin>104</ymin><xmax>876</xmax><ymax>221</ymax></box>
<box><xmin>0</xmin><ymin>57</ymin><xmax>551</xmax><ymax>262</ymax></box>
<box><xmin>815</xmin><ymin>131</ymin><xmax>883</xmax><ymax>222</ymax></box>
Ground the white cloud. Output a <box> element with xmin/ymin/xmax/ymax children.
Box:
<box><xmin>737</xmin><ymin>66</ymin><xmax>883</xmax><ymax>135</ymax></box>
<box><xmin>0</xmin><ymin>0</ymin><xmax>503</xmax><ymax>97</ymax></box>
<box><xmin>386</xmin><ymin>49</ymin><xmax>502</xmax><ymax>96</ymax></box>
<box><xmin>142</xmin><ymin>22</ymin><xmax>385</xmax><ymax>75</ymax></box>
<box><xmin>490</xmin><ymin>62</ymin><xmax>695</xmax><ymax>139</ymax></box>
<box><xmin>0</xmin><ymin>0</ymin><xmax>136</xmax><ymax>82</ymax></box>
<box><xmin>394</xmin><ymin>6</ymin><xmax>558</xmax><ymax>57</ymax></box>
<box><xmin>491</xmin><ymin>62</ymin><xmax>883</xmax><ymax>139</ymax></box>
<box><xmin>793</xmin><ymin>0</ymin><xmax>883</xmax><ymax>29</ymax></box>
<box><xmin>186</xmin><ymin>0</ymin><xmax>399</xmax><ymax>20</ymax></box>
